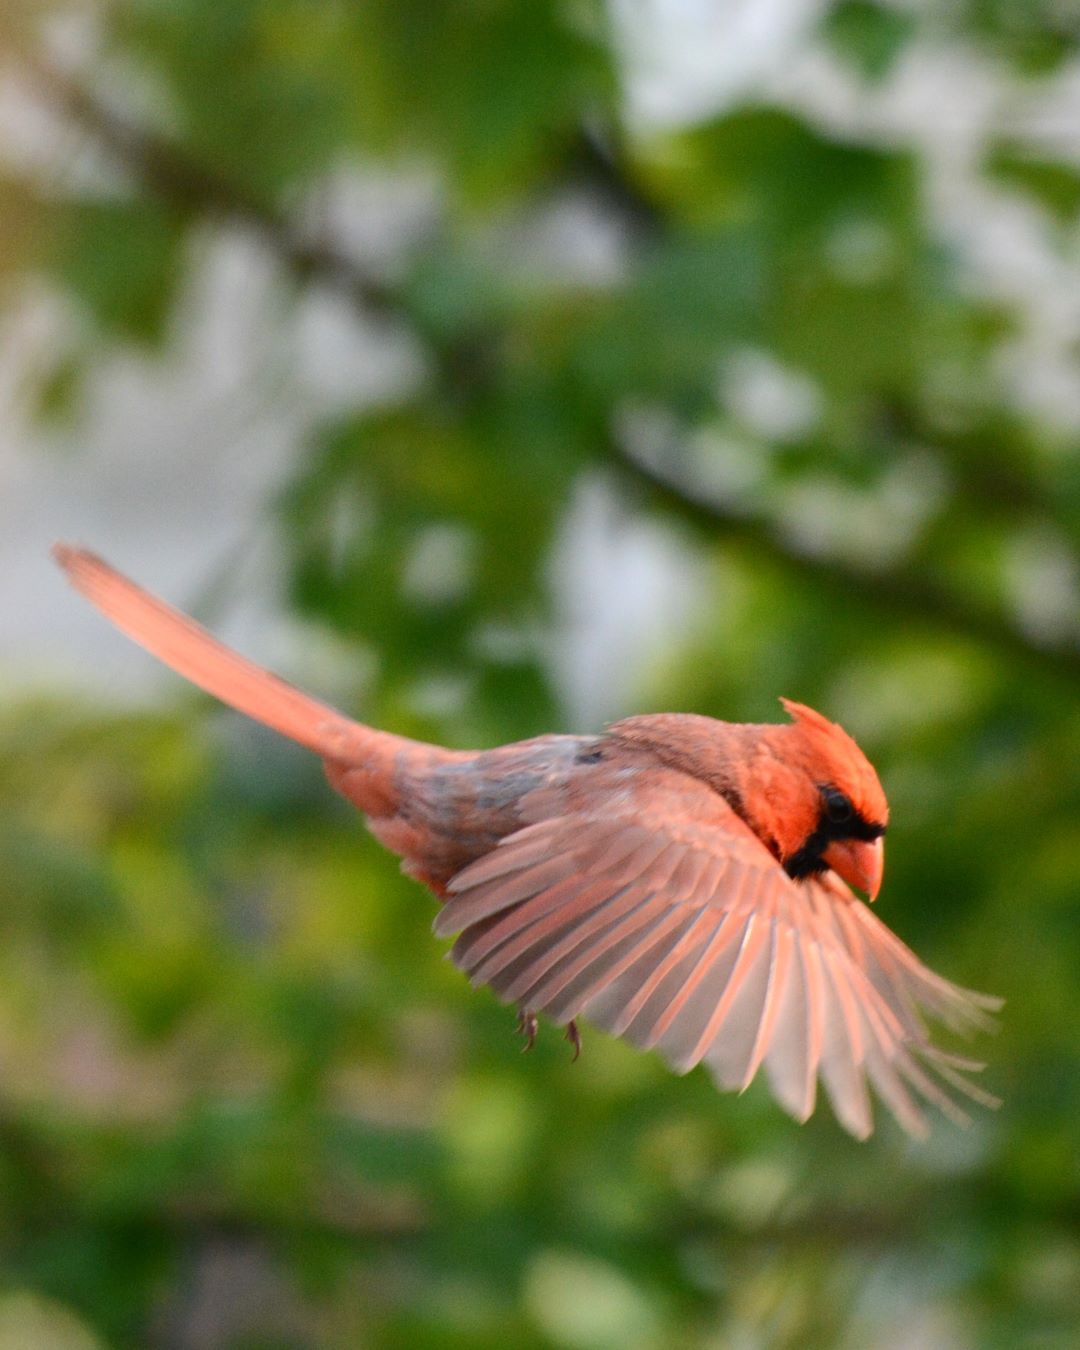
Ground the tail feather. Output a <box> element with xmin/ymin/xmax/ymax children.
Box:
<box><xmin>53</xmin><ymin>544</ymin><xmax>383</xmax><ymax>764</ymax></box>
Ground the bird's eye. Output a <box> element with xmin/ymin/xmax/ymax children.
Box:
<box><xmin>823</xmin><ymin>788</ymin><xmax>853</xmax><ymax>824</ymax></box>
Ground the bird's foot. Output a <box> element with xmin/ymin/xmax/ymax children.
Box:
<box><xmin>566</xmin><ymin>1018</ymin><xmax>581</xmax><ymax>1062</ymax></box>
<box><xmin>516</xmin><ymin>1011</ymin><xmax>581</xmax><ymax>1059</ymax></box>
<box><xmin>517</xmin><ymin>1008</ymin><xmax>538</xmax><ymax>1053</ymax></box>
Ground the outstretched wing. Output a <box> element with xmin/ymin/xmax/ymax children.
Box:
<box><xmin>435</xmin><ymin>767</ymin><xmax>999</xmax><ymax>1139</ymax></box>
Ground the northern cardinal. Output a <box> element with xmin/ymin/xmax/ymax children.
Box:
<box><xmin>54</xmin><ymin>545</ymin><xmax>999</xmax><ymax>1139</ymax></box>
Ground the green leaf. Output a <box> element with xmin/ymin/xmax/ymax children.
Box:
<box><xmin>822</xmin><ymin>2</ymin><xmax>916</xmax><ymax>82</ymax></box>
<box><xmin>28</xmin><ymin>356</ymin><xmax>85</xmax><ymax>429</ymax></box>
<box><xmin>986</xmin><ymin>146</ymin><xmax>1080</xmax><ymax>223</ymax></box>
<box><xmin>117</xmin><ymin>0</ymin><xmax>353</xmax><ymax>195</ymax></box>
<box><xmin>963</xmin><ymin>0</ymin><xmax>1077</xmax><ymax>75</ymax></box>
<box><xmin>635</xmin><ymin>108</ymin><xmax>915</xmax><ymax>239</ymax></box>
<box><xmin>53</xmin><ymin>199</ymin><xmax>185</xmax><ymax>345</ymax></box>
<box><xmin>345</xmin><ymin>0</ymin><xmax>612</xmax><ymax>204</ymax></box>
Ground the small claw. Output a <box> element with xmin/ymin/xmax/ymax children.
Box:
<box><xmin>566</xmin><ymin>1019</ymin><xmax>581</xmax><ymax>1063</ymax></box>
<box><xmin>517</xmin><ymin>1008</ymin><xmax>538</xmax><ymax>1053</ymax></box>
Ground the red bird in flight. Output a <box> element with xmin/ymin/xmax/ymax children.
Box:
<box><xmin>55</xmin><ymin>545</ymin><xmax>999</xmax><ymax>1139</ymax></box>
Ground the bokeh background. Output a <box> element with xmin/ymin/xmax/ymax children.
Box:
<box><xmin>2</xmin><ymin>2</ymin><xmax>1080</xmax><ymax>1346</ymax></box>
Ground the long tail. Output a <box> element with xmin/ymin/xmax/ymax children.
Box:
<box><xmin>53</xmin><ymin>544</ymin><xmax>391</xmax><ymax>765</ymax></box>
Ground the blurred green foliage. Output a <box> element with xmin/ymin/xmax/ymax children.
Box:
<box><xmin>4</xmin><ymin>1</ymin><xmax>1080</xmax><ymax>1346</ymax></box>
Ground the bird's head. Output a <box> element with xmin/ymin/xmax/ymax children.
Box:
<box><xmin>748</xmin><ymin>699</ymin><xmax>889</xmax><ymax>900</ymax></box>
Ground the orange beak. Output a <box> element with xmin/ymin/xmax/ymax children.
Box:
<box><xmin>822</xmin><ymin>836</ymin><xmax>884</xmax><ymax>901</ymax></box>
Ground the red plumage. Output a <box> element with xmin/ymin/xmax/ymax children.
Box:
<box><xmin>54</xmin><ymin>545</ymin><xmax>1000</xmax><ymax>1139</ymax></box>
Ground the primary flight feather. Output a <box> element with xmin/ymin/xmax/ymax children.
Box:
<box><xmin>54</xmin><ymin>544</ymin><xmax>1000</xmax><ymax>1139</ymax></box>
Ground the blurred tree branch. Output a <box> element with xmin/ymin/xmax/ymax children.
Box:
<box><xmin>17</xmin><ymin>46</ymin><xmax>1080</xmax><ymax>686</ymax></box>
<box><xmin>615</xmin><ymin>444</ymin><xmax>1080</xmax><ymax>684</ymax></box>
<box><xmin>15</xmin><ymin>45</ymin><xmax>400</xmax><ymax>322</ymax></box>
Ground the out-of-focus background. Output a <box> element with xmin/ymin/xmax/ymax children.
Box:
<box><xmin>1</xmin><ymin>2</ymin><xmax>1079</xmax><ymax>1346</ymax></box>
